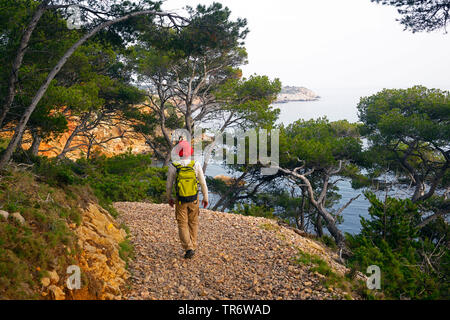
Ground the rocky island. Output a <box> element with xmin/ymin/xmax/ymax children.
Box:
<box><xmin>275</xmin><ymin>86</ymin><xmax>320</xmax><ymax>104</ymax></box>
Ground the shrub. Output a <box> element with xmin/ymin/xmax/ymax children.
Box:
<box><xmin>79</xmin><ymin>153</ymin><xmax>167</xmax><ymax>203</ymax></box>
<box><xmin>118</xmin><ymin>239</ymin><xmax>135</xmax><ymax>270</ymax></box>
<box><xmin>0</xmin><ymin>171</ymin><xmax>79</xmax><ymax>299</ymax></box>
<box><xmin>294</xmin><ymin>249</ymin><xmax>354</xmax><ymax>296</ymax></box>
<box><xmin>346</xmin><ymin>192</ymin><xmax>449</xmax><ymax>299</ymax></box>
<box><xmin>21</xmin><ymin>153</ymin><xmax>167</xmax><ymax>205</ymax></box>
<box><xmin>232</xmin><ymin>203</ymin><xmax>275</xmax><ymax>219</ymax></box>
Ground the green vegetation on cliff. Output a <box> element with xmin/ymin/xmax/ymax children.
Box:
<box><xmin>0</xmin><ymin>152</ymin><xmax>166</xmax><ymax>299</ymax></box>
<box><xmin>0</xmin><ymin>169</ymin><xmax>82</xmax><ymax>299</ymax></box>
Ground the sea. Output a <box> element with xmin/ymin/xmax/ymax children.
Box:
<box><xmin>204</xmin><ymin>86</ymin><xmax>388</xmax><ymax>235</ymax></box>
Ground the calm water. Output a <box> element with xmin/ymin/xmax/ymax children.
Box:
<box><xmin>206</xmin><ymin>87</ymin><xmax>387</xmax><ymax>235</ymax></box>
<box><xmin>275</xmin><ymin>86</ymin><xmax>385</xmax><ymax>125</ymax></box>
<box><xmin>205</xmin><ymin>163</ymin><xmax>368</xmax><ymax>235</ymax></box>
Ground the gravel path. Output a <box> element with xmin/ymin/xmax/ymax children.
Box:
<box><xmin>114</xmin><ymin>202</ymin><xmax>352</xmax><ymax>300</ymax></box>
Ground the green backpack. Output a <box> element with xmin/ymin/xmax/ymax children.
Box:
<box><xmin>172</xmin><ymin>161</ymin><xmax>199</xmax><ymax>203</ymax></box>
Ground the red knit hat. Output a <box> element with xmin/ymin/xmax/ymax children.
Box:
<box><xmin>177</xmin><ymin>140</ymin><xmax>194</xmax><ymax>158</ymax></box>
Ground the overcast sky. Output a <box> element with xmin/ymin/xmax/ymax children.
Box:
<box><xmin>161</xmin><ymin>0</ymin><xmax>450</xmax><ymax>91</ymax></box>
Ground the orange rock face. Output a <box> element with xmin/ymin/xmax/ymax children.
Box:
<box><xmin>43</xmin><ymin>120</ymin><xmax>149</xmax><ymax>159</ymax></box>
<box><xmin>71</xmin><ymin>203</ymin><xmax>130</xmax><ymax>300</ymax></box>
<box><xmin>214</xmin><ymin>174</ymin><xmax>246</xmax><ymax>187</ymax></box>
<box><xmin>2</xmin><ymin>105</ymin><xmax>213</xmax><ymax>160</ymax></box>
<box><xmin>1</xmin><ymin>112</ymin><xmax>152</xmax><ymax>160</ymax></box>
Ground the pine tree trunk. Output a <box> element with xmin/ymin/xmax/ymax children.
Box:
<box><xmin>29</xmin><ymin>133</ymin><xmax>42</xmax><ymax>156</ymax></box>
<box><xmin>0</xmin><ymin>9</ymin><xmax>175</xmax><ymax>170</ymax></box>
<box><xmin>0</xmin><ymin>2</ymin><xmax>48</xmax><ymax>128</ymax></box>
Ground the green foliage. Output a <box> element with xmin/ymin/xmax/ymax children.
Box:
<box><xmin>371</xmin><ymin>0</ymin><xmax>450</xmax><ymax>33</ymax></box>
<box><xmin>319</xmin><ymin>235</ymin><xmax>338</xmax><ymax>250</ymax></box>
<box><xmin>232</xmin><ymin>203</ymin><xmax>275</xmax><ymax>219</ymax></box>
<box><xmin>295</xmin><ymin>250</ymin><xmax>335</xmax><ymax>280</ymax></box>
<box><xmin>118</xmin><ymin>239</ymin><xmax>135</xmax><ymax>270</ymax></box>
<box><xmin>347</xmin><ymin>192</ymin><xmax>449</xmax><ymax>299</ymax></box>
<box><xmin>280</xmin><ymin>118</ymin><xmax>362</xmax><ymax>170</ymax></box>
<box><xmin>30</xmin><ymin>153</ymin><xmax>167</xmax><ymax>207</ymax></box>
<box><xmin>154</xmin><ymin>2</ymin><xmax>248</xmax><ymax>58</ymax></box>
<box><xmin>83</xmin><ymin>153</ymin><xmax>167</xmax><ymax>205</ymax></box>
<box><xmin>358</xmin><ymin>86</ymin><xmax>449</xmax><ymax>147</ymax></box>
<box><xmin>294</xmin><ymin>249</ymin><xmax>354</xmax><ymax>297</ymax></box>
<box><xmin>0</xmin><ymin>151</ymin><xmax>165</xmax><ymax>298</ymax></box>
<box><xmin>0</xmin><ymin>170</ymin><xmax>80</xmax><ymax>299</ymax></box>
<box><xmin>127</xmin><ymin>2</ymin><xmax>253</xmax><ymax>162</ymax></box>
<box><xmin>35</xmin><ymin>158</ymin><xmax>80</xmax><ymax>187</ymax></box>
<box><xmin>0</xmin><ymin>2</ymin><xmax>146</xmax><ymax>153</ymax></box>
<box><xmin>215</xmin><ymin>75</ymin><xmax>282</xmax><ymax>129</ymax></box>
<box><xmin>357</xmin><ymin>86</ymin><xmax>449</xmax><ymax>201</ymax></box>
<box><xmin>360</xmin><ymin>192</ymin><xmax>421</xmax><ymax>247</ymax></box>
<box><xmin>1</xmin><ymin>7</ymin><xmax>82</xmax><ymax>129</ymax></box>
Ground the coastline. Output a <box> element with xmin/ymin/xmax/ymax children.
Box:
<box><xmin>275</xmin><ymin>86</ymin><xmax>321</xmax><ymax>104</ymax></box>
<box><xmin>273</xmin><ymin>96</ymin><xmax>321</xmax><ymax>104</ymax></box>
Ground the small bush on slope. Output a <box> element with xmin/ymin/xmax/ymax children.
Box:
<box><xmin>0</xmin><ymin>170</ymin><xmax>82</xmax><ymax>299</ymax></box>
<box><xmin>346</xmin><ymin>192</ymin><xmax>449</xmax><ymax>299</ymax></box>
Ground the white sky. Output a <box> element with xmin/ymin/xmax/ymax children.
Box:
<box><xmin>161</xmin><ymin>0</ymin><xmax>450</xmax><ymax>91</ymax></box>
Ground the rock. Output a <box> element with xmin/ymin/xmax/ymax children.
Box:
<box><xmin>73</xmin><ymin>202</ymin><xmax>130</xmax><ymax>300</ymax></box>
<box><xmin>213</xmin><ymin>175</ymin><xmax>246</xmax><ymax>187</ymax></box>
<box><xmin>84</xmin><ymin>243</ymin><xmax>97</xmax><ymax>253</ymax></box>
<box><xmin>48</xmin><ymin>285</ymin><xmax>65</xmax><ymax>300</ymax></box>
<box><xmin>14</xmin><ymin>113</ymin><xmax>152</xmax><ymax>160</ymax></box>
<box><xmin>216</xmin><ymin>277</ymin><xmax>224</xmax><ymax>284</ymax></box>
<box><xmin>103</xmin><ymin>293</ymin><xmax>118</xmax><ymax>300</ymax></box>
<box><xmin>105</xmin><ymin>283</ymin><xmax>121</xmax><ymax>296</ymax></box>
<box><xmin>113</xmin><ymin>201</ymin><xmax>358</xmax><ymax>301</ymax></box>
<box><xmin>11</xmin><ymin>212</ymin><xmax>25</xmax><ymax>225</ymax></box>
<box><xmin>0</xmin><ymin>210</ymin><xmax>9</xmax><ymax>220</ymax></box>
<box><xmin>275</xmin><ymin>86</ymin><xmax>320</xmax><ymax>104</ymax></box>
<box><xmin>48</xmin><ymin>270</ymin><xmax>60</xmax><ymax>284</ymax></box>
<box><xmin>41</xmin><ymin>277</ymin><xmax>51</xmax><ymax>287</ymax></box>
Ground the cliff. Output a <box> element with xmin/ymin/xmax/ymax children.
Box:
<box><xmin>0</xmin><ymin>170</ymin><xmax>130</xmax><ymax>300</ymax></box>
<box><xmin>26</xmin><ymin>115</ymin><xmax>151</xmax><ymax>160</ymax></box>
<box><xmin>275</xmin><ymin>86</ymin><xmax>320</xmax><ymax>104</ymax></box>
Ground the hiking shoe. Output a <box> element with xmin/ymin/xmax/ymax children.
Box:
<box><xmin>184</xmin><ymin>250</ymin><xmax>195</xmax><ymax>259</ymax></box>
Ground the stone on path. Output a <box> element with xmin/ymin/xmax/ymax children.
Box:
<box><xmin>114</xmin><ymin>202</ymin><xmax>354</xmax><ymax>300</ymax></box>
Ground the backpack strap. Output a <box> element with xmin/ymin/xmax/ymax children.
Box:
<box><xmin>171</xmin><ymin>161</ymin><xmax>181</xmax><ymax>171</ymax></box>
<box><xmin>187</xmin><ymin>160</ymin><xmax>195</xmax><ymax>168</ymax></box>
<box><xmin>171</xmin><ymin>160</ymin><xmax>198</xmax><ymax>204</ymax></box>
<box><xmin>171</xmin><ymin>161</ymin><xmax>195</xmax><ymax>171</ymax></box>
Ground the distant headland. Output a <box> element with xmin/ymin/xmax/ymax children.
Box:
<box><xmin>274</xmin><ymin>86</ymin><xmax>320</xmax><ymax>104</ymax></box>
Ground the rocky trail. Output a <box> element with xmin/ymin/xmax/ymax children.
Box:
<box><xmin>115</xmin><ymin>202</ymin><xmax>356</xmax><ymax>300</ymax></box>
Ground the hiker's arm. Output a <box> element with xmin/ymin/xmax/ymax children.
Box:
<box><xmin>195</xmin><ymin>163</ymin><xmax>209</xmax><ymax>203</ymax></box>
<box><xmin>166</xmin><ymin>164</ymin><xmax>176</xmax><ymax>201</ymax></box>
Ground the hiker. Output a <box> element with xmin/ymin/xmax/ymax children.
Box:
<box><xmin>166</xmin><ymin>139</ymin><xmax>208</xmax><ymax>259</ymax></box>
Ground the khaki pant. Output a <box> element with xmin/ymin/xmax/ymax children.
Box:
<box><xmin>175</xmin><ymin>199</ymin><xmax>199</xmax><ymax>251</ymax></box>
